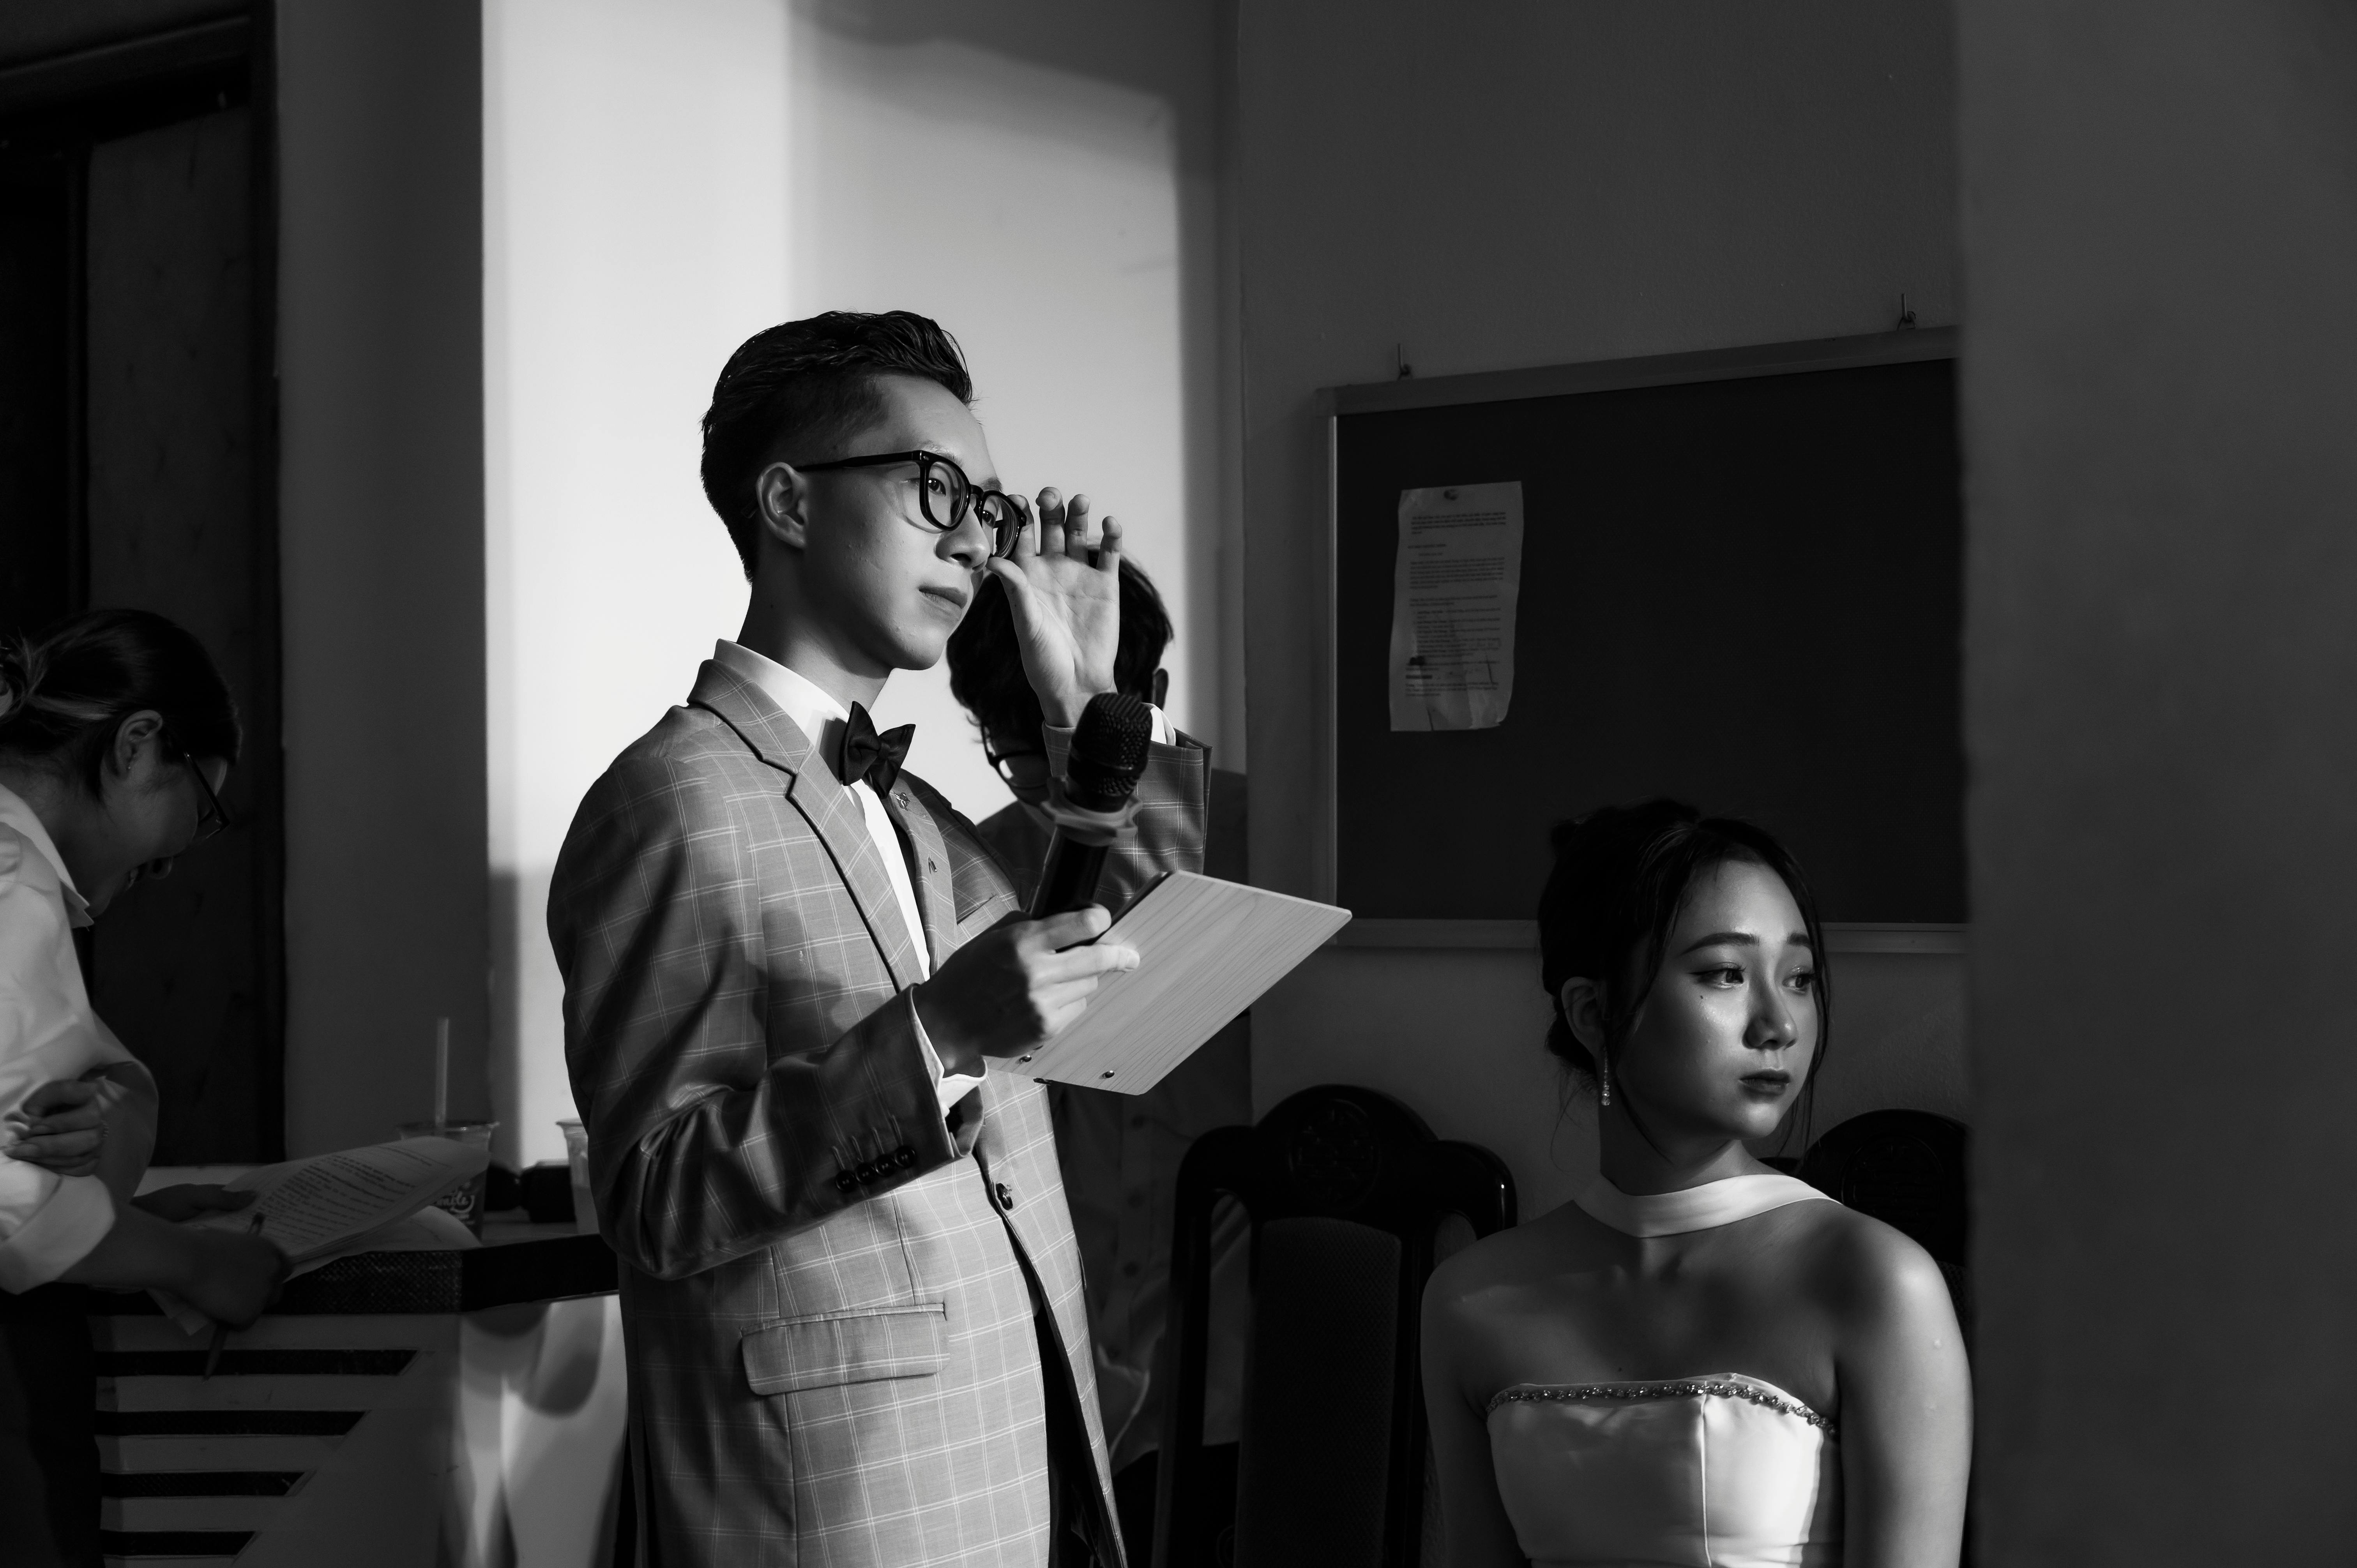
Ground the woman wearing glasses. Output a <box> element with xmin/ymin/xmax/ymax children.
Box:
<box><xmin>0</xmin><ymin>609</ymin><xmax>287</xmax><ymax>1566</ymax></box>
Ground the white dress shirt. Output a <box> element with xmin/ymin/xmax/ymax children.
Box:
<box><xmin>714</xmin><ymin>642</ymin><xmax>1175</xmax><ymax>1121</ymax></box>
<box><xmin>712</xmin><ymin>642</ymin><xmax>982</xmax><ymax>1117</ymax></box>
<box><xmin>0</xmin><ymin>783</ymin><xmax>150</xmax><ymax>1292</ymax></box>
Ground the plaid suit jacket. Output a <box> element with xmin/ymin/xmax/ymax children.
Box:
<box><xmin>549</xmin><ymin>660</ymin><xmax>1207</xmax><ymax>1568</ymax></box>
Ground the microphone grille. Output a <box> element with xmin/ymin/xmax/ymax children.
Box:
<box><xmin>1066</xmin><ymin>692</ymin><xmax>1154</xmax><ymax>810</ymax></box>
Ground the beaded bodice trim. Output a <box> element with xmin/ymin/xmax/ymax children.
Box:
<box><xmin>1486</xmin><ymin>1377</ymin><xmax>1837</xmax><ymax>1436</ymax></box>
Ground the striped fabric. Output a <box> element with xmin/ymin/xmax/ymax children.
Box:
<box><xmin>550</xmin><ymin>660</ymin><xmax>1207</xmax><ymax>1567</ymax></box>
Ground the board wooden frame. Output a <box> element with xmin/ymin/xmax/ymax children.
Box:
<box><xmin>1315</xmin><ymin>327</ymin><xmax>1961</xmax><ymax>951</ymax></box>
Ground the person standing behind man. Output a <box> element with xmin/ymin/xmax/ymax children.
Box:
<box><xmin>550</xmin><ymin>312</ymin><xmax>1208</xmax><ymax>1568</ymax></box>
<box><xmin>948</xmin><ymin>560</ymin><xmax>1251</xmax><ymax>1559</ymax></box>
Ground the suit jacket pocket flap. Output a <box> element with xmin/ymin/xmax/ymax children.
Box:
<box><xmin>741</xmin><ymin>1303</ymin><xmax>949</xmax><ymax>1395</ymax></box>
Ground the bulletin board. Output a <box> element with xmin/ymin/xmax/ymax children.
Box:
<box><xmin>1325</xmin><ymin>330</ymin><xmax>1963</xmax><ymax>925</ymax></box>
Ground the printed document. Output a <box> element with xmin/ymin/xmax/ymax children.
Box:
<box><xmin>185</xmin><ymin>1136</ymin><xmax>487</xmax><ymax>1263</ymax></box>
<box><xmin>1388</xmin><ymin>480</ymin><xmax>1525</xmax><ymax>731</ymax></box>
<box><xmin>147</xmin><ymin>1139</ymin><xmax>484</xmax><ymax>1333</ymax></box>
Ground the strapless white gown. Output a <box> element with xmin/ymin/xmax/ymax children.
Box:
<box><xmin>1484</xmin><ymin>1174</ymin><xmax>1843</xmax><ymax>1568</ymax></box>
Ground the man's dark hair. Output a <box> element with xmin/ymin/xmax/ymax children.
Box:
<box><xmin>947</xmin><ymin>558</ymin><xmax>1175</xmax><ymax>742</ymax></box>
<box><xmin>700</xmin><ymin>311</ymin><xmax>974</xmax><ymax>578</ymax></box>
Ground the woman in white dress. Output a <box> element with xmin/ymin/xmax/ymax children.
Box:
<box><xmin>1422</xmin><ymin>802</ymin><xmax>1970</xmax><ymax>1567</ymax></box>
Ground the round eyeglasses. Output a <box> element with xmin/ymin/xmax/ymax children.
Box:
<box><xmin>980</xmin><ymin>733</ymin><xmax>1048</xmax><ymax>791</ymax></box>
<box><xmin>793</xmin><ymin>449</ymin><xmax>1023</xmax><ymax>556</ymax></box>
<box><xmin>161</xmin><ymin>730</ymin><xmax>232</xmax><ymax>846</ymax></box>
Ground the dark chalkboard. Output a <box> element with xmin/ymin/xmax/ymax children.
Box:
<box><xmin>1331</xmin><ymin>335</ymin><xmax>1963</xmax><ymax>923</ymax></box>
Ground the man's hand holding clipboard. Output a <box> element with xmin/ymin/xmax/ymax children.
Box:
<box><xmin>1000</xmin><ymin>874</ymin><xmax>1351</xmax><ymax>1094</ymax></box>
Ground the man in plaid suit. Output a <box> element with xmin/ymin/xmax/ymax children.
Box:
<box><xmin>550</xmin><ymin>313</ymin><xmax>1202</xmax><ymax>1566</ymax></box>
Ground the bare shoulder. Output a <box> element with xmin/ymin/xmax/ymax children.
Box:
<box><xmin>1421</xmin><ymin>1221</ymin><xmax>1529</xmax><ymax>1377</ymax></box>
<box><xmin>1424</xmin><ymin>1224</ymin><xmax>1514</xmax><ymax>1312</ymax></box>
<box><xmin>1783</xmin><ymin>1199</ymin><xmax>1957</xmax><ymax>1333</ymax></box>
<box><xmin>1424</xmin><ymin>1202</ymin><xmax>1595</xmax><ymax>1315</ymax></box>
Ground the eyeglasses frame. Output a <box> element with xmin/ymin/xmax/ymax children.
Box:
<box><xmin>979</xmin><ymin>731</ymin><xmax>1049</xmax><ymax>791</ymax></box>
<box><xmin>793</xmin><ymin>449</ymin><xmax>1022</xmax><ymax>556</ymax></box>
<box><xmin>161</xmin><ymin>729</ymin><xmax>232</xmax><ymax>846</ymax></box>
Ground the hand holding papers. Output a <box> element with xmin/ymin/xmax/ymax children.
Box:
<box><xmin>183</xmin><ymin>1136</ymin><xmax>488</xmax><ymax>1264</ymax></box>
<box><xmin>153</xmin><ymin>1137</ymin><xmax>487</xmax><ymax>1335</ymax></box>
<box><xmin>1000</xmin><ymin>873</ymin><xmax>1351</xmax><ymax>1094</ymax></box>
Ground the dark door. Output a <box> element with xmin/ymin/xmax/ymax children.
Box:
<box><xmin>0</xmin><ymin>22</ymin><xmax>282</xmax><ymax>1162</ymax></box>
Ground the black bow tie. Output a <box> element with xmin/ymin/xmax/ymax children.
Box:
<box><xmin>839</xmin><ymin>702</ymin><xmax>915</xmax><ymax>796</ymax></box>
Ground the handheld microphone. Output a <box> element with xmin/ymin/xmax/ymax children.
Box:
<box><xmin>1027</xmin><ymin>692</ymin><xmax>1154</xmax><ymax>920</ymax></box>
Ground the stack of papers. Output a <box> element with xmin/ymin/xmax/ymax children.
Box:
<box><xmin>152</xmin><ymin>1137</ymin><xmax>487</xmax><ymax>1333</ymax></box>
<box><xmin>182</xmin><ymin>1136</ymin><xmax>488</xmax><ymax>1266</ymax></box>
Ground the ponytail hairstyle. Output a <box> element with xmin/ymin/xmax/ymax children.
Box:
<box><xmin>1537</xmin><ymin>799</ymin><xmax>1832</xmax><ymax>1107</ymax></box>
<box><xmin>0</xmin><ymin>609</ymin><xmax>240</xmax><ymax>795</ymax></box>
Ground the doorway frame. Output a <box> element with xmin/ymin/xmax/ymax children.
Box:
<box><xmin>0</xmin><ymin>7</ymin><xmax>286</xmax><ymax>1160</ymax></box>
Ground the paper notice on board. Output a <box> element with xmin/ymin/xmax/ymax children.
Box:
<box><xmin>1388</xmin><ymin>481</ymin><xmax>1525</xmax><ymax>730</ymax></box>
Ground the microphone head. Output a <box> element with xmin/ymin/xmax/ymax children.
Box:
<box><xmin>1065</xmin><ymin>692</ymin><xmax>1154</xmax><ymax>813</ymax></box>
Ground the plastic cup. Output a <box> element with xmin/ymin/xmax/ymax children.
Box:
<box><xmin>398</xmin><ymin>1119</ymin><xmax>499</xmax><ymax>1236</ymax></box>
<box><xmin>558</xmin><ymin>1118</ymin><xmax>597</xmax><ymax>1234</ymax></box>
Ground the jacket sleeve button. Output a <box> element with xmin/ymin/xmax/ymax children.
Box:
<box><xmin>834</xmin><ymin>1171</ymin><xmax>858</xmax><ymax>1194</ymax></box>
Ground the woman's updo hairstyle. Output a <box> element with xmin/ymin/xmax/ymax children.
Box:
<box><xmin>1537</xmin><ymin>798</ymin><xmax>1831</xmax><ymax>1090</ymax></box>
<box><xmin>0</xmin><ymin>609</ymin><xmax>240</xmax><ymax>794</ymax></box>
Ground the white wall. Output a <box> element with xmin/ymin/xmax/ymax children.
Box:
<box><xmin>787</xmin><ymin>9</ymin><xmax>1233</xmax><ymax>763</ymax></box>
<box><xmin>279</xmin><ymin>0</ymin><xmax>491</xmax><ymax>1155</ymax></box>
<box><xmin>1238</xmin><ymin>2</ymin><xmax>1963</xmax><ymax>1216</ymax></box>
<box><xmin>484</xmin><ymin>0</ymin><xmax>1235</xmax><ymax>1165</ymax></box>
<box><xmin>484</xmin><ymin>0</ymin><xmax>788</xmax><ymax>1169</ymax></box>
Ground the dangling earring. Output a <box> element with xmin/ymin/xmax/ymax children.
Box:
<box><xmin>1598</xmin><ymin>1055</ymin><xmax>1612</xmax><ymax>1108</ymax></box>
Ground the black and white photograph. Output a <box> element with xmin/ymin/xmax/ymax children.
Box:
<box><xmin>0</xmin><ymin>2</ymin><xmax>2345</xmax><ymax>1564</ymax></box>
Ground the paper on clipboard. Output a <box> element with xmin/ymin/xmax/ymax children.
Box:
<box><xmin>999</xmin><ymin>873</ymin><xmax>1352</xmax><ymax>1095</ymax></box>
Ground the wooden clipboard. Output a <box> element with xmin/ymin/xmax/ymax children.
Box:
<box><xmin>998</xmin><ymin>872</ymin><xmax>1352</xmax><ymax>1094</ymax></box>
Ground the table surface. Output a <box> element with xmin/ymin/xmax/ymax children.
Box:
<box><xmin>85</xmin><ymin>1205</ymin><xmax>620</xmax><ymax>1317</ymax></box>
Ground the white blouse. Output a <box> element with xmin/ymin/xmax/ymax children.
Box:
<box><xmin>0</xmin><ymin>784</ymin><xmax>151</xmax><ymax>1292</ymax></box>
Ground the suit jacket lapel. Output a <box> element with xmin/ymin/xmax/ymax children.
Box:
<box><xmin>883</xmin><ymin>785</ymin><xmax>958</xmax><ymax>973</ymax></box>
<box><xmin>686</xmin><ymin>661</ymin><xmax>926</xmax><ymax>992</ymax></box>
